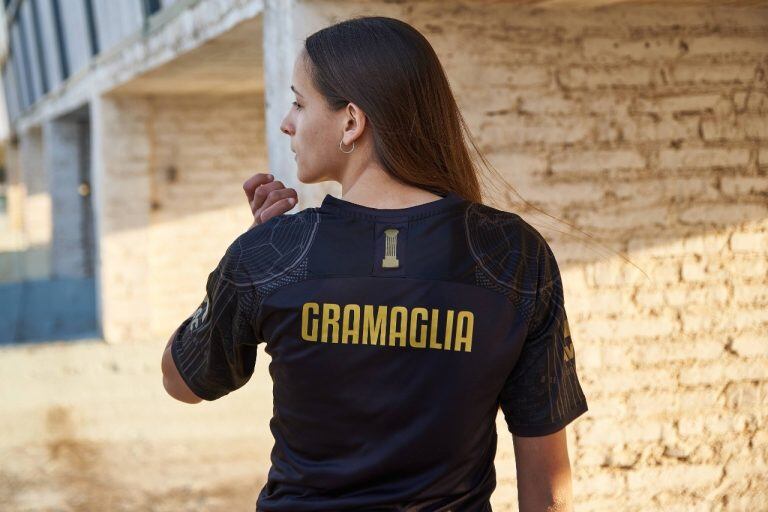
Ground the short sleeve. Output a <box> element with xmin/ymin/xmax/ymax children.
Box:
<box><xmin>170</xmin><ymin>239</ymin><xmax>261</xmax><ymax>401</ymax></box>
<box><xmin>499</xmin><ymin>240</ymin><xmax>589</xmax><ymax>437</ymax></box>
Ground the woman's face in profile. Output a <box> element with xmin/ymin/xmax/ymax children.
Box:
<box><xmin>280</xmin><ymin>52</ymin><xmax>347</xmax><ymax>184</ymax></box>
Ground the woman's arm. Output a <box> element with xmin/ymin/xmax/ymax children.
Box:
<box><xmin>161</xmin><ymin>325</ymin><xmax>204</xmax><ymax>404</ymax></box>
<box><xmin>160</xmin><ymin>171</ymin><xmax>298</xmax><ymax>404</ymax></box>
<box><xmin>513</xmin><ymin>428</ymin><xmax>576</xmax><ymax>512</ymax></box>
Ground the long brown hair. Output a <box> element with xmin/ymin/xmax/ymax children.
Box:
<box><xmin>303</xmin><ymin>16</ymin><xmax>646</xmax><ymax>278</ymax></box>
<box><xmin>303</xmin><ymin>15</ymin><xmax>484</xmax><ymax>202</ymax></box>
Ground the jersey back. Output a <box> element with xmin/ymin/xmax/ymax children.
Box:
<box><xmin>171</xmin><ymin>190</ymin><xmax>589</xmax><ymax>512</ymax></box>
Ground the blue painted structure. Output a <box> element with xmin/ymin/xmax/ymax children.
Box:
<box><xmin>0</xmin><ymin>276</ymin><xmax>99</xmax><ymax>344</ymax></box>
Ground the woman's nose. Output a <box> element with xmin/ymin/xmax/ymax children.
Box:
<box><xmin>280</xmin><ymin>116</ymin><xmax>293</xmax><ymax>136</ymax></box>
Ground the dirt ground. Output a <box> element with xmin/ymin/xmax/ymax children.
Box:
<box><xmin>0</xmin><ymin>339</ymin><xmax>274</xmax><ymax>512</ymax></box>
<box><xmin>1</xmin><ymin>438</ymin><xmax>265</xmax><ymax>511</ymax></box>
<box><xmin>0</xmin><ymin>339</ymin><xmax>522</xmax><ymax>512</ymax></box>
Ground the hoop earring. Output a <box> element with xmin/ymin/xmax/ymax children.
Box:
<box><xmin>339</xmin><ymin>138</ymin><xmax>355</xmax><ymax>154</ymax></box>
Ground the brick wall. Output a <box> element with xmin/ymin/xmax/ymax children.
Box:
<box><xmin>17</xmin><ymin>126</ymin><xmax>51</xmax><ymax>280</ymax></box>
<box><xmin>96</xmin><ymin>92</ymin><xmax>265</xmax><ymax>343</ymax></box>
<box><xmin>1</xmin><ymin>1</ymin><xmax>766</xmax><ymax>510</ymax></box>
<box><xmin>309</xmin><ymin>1</ymin><xmax>768</xmax><ymax>509</ymax></box>
<box><xmin>45</xmin><ymin>117</ymin><xmax>93</xmax><ymax>280</ymax></box>
<box><xmin>428</xmin><ymin>3</ymin><xmax>767</xmax><ymax>510</ymax></box>
<box><xmin>95</xmin><ymin>95</ymin><xmax>154</xmax><ymax>343</ymax></box>
<box><xmin>0</xmin><ymin>139</ymin><xmax>25</xmax><ymax>282</ymax></box>
<box><xmin>147</xmin><ymin>93</ymin><xmax>266</xmax><ymax>340</ymax></box>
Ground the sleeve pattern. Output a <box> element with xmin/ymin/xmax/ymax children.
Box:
<box><xmin>170</xmin><ymin>211</ymin><xmax>321</xmax><ymax>401</ymax></box>
<box><xmin>499</xmin><ymin>241</ymin><xmax>588</xmax><ymax>436</ymax></box>
<box><xmin>171</xmin><ymin>243</ymin><xmax>259</xmax><ymax>401</ymax></box>
<box><xmin>466</xmin><ymin>203</ymin><xmax>588</xmax><ymax>436</ymax></box>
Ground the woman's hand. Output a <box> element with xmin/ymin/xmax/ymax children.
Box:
<box><xmin>243</xmin><ymin>173</ymin><xmax>299</xmax><ymax>230</ymax></box>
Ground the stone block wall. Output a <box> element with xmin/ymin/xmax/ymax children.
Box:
<box><xmin>95</xmin><ymin>92</ymin><xmax>265</xmax><ymax>343</ymax></box>
<box><xmin>0</xmin><ymin>1</ymin><xmax>766</xmax><ymax>510</ymax></box>
<box><xmin>306</xmin><ymin>1</ymin><xmax>768</xmax><ymax>509</ymax></box>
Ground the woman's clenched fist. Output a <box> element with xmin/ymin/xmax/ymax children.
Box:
<box><xmin>243</xmin><ymin>173</ymin><xmax>299</xmax><ymax>230</ymax></box>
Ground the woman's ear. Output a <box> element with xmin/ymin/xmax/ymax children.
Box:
<box><xmin>343</xmin><ymin>102</ymin><xmax>366</xmax><ymax>141</ymax></box>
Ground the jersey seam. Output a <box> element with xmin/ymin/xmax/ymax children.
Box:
<box><xmin>320</xmin><ymin>201</ymin><xmax>465</xmax><ymax>222</ymax></box>
<box><xmin>252</xmin><ymin>272</ymin><xmax>538</xmax><ymax>315</ymax></box>
<box><xmin>463</xmin><ymin>203</ymin><xmax>538</xmax><ymax>298</ymax></box>
<box><xmin>506</xmin><ymin>399</ymin><xmax>589</xmax><ymax>436</ymax></box>
<box><xmin>217</xmin><ymin>210</ymin><xmax>321</xmax><ymax>290</ymax></box>
<box><xmin>213</xmin><ymin>210</ymin><xmax>322</xmax><ymax>340</ymax></box>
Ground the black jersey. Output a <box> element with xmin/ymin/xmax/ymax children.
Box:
<box><xmin>171</xmin><ymin>190</ymin><xmax>589</xmax><ymax>512</ymax></box>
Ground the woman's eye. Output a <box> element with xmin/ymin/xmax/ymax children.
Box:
<box><xmin>292</xmin><ymin>101</ymin><xmax>302</xmax><ymax>110</ymax></box>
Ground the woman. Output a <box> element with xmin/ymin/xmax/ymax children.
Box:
<box><xmin>162</xmin><ymin>15</ymin><xmax>588</xmax><ymax>512</ymax></box>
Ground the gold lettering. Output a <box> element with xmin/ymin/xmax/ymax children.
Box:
<box><xmin>428</xmin><ymin>308</ymin><xmax>443</xmax><ymax>350</ymax></box>
<box><xmin>341</xmin><ymin>304</ymin><xmax>361</xmax><ymax>344</ymax></box>
<box><xmin>443</xmin><ymin>310</ymin><xmax>454</xmax><ymax>350</ymax></box>
<box><xmin>300</xmin><ymin>302</ymin><xmax>474</xmax><ymax>353</ymax></box>
<box><xmin>409</xmin><ymin>307</ymin><xmax>428</xmax><ymax>348</ymax></box>
<box><xmin>301</xmin><ymin>302</ymin><xmax>319</xmax><ymax>342</ymax></box>
<box><xmin>363</xmin><ymin>305</ymin><xmax>388</xmax><ymax>346</ymax></box>
<box><xmin>453</xmin><ymin>311</ymin><xmax>474</xmax><ymax>352</ymax></box>
<box><xmin>389</xmin><ymin>306</ymin><xmax>408</xmax><ymax>347</ymax></box>
<box><xmin>321</xmin><ymin>303</ymin><xmax>341</xmax><ymax>343</ymax></box>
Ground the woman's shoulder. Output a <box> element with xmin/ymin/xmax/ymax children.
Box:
<box><xmin>464</xmin><ymin>201</ymin><xmax>550</xmax><ymax>257</ymax></box>
<box><xmin>240</xmin><ymin>207</ymin><xmax>320</xmax><ymax>244</ymax></box>
<box><xmin>464</xmin><ymin>201</ymin><xmax>554</xmax><ymax>297</ymax></box>
<box><xmin>225</xmin><ymin>208</ymin><xmax>321</xmax><ymax>284</ymax></box>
